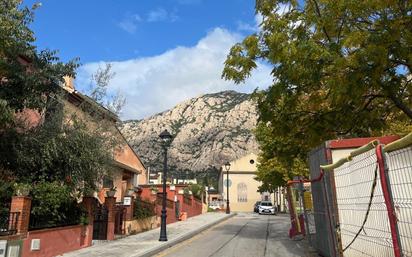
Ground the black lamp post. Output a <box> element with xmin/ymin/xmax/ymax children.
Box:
<box><xmin>159</xmin><ymin>129</ymin><xmax>173</xmax><ymax>242</ymax></box>
<box><xmin>224</xmin><ymin>162</ymin><xmax>231</xmax><ymax>214</ymax></box>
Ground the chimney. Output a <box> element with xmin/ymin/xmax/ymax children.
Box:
<box><xmin>63</xmin><ymin>76</ymin><xmax>75</xmax><ymax>92</ymax></box>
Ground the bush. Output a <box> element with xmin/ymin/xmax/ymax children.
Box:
<box><xmin>133</xmin><ymin>197</ymin><xmax>155</xmax><ymax>220</ymax></box>
<box><xmin>29</xmin><ymin>181</ymin><xmax>86</xmax><ymax>229</ymax></box>
<box><xmin>207</xmin><ymin>207</ymin><xmax>215</xmax><ymax>212</ymax></box>
<box><xmin>188</xmin><ymin>184</ymin><xmax>204</xmax><ymax>200</ymax></box>
<box><xmin>0</xmin><ymin>180</ymin><xmax>13</xmax><ymax>222</ymax></box>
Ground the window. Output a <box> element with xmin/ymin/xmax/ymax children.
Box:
<box><xmin>249</xmin><ymin>159</ymin><xmax>255</xmax><ymax>164</ymax></box>
<box><xmin>103</xmin><ymin>176</ymin><xmax>114</xmax><ymax>188</ymax></box>
<box><xmin>261</xmin><ymin>202</ymin><xmax>272</xmax><ymax>206</ymax></box>
<box><xmin>237</xmin><ymin>183</ymin><xmax>247</xmax><ymax>202</ymax></box>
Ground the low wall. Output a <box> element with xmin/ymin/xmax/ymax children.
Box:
<box><xmin>182</xmin><ymin>198</ymin><xmax>203</xmax><ymax>218</ymax></box>
<box><xmin>22</xmin><ymin>225</ymin><xmax>89</xmax><ymax>257</ymax></box>
<box><xmin>124</xmin><ymin>216</ymin><xmax>159</xmax><ymax>235</ymax></box>
<box><xmin>139</xmin><ymin>185</ymin><xmax>204</xmax><ymax>225</ymax></box>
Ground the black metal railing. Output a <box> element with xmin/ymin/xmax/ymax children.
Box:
<box><xmin>133</xmin><ymin>199</ymin><xmax>156</xmax><ymax>219</ymax></box>
<box><xmin>29</xmin><ymin>214</ymin><xmax>81</xmax><ymax>231</ymax></box>
<box><xmin>0</xmin><ymin>212</ymin><xmax>19</xmax><ymax>236</ymax></box>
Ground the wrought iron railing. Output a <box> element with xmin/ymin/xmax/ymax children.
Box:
<box><xmin>29</xmin><ymin>214</ymin><xmax>81</xmax><ymax>231</ymax></box>
<box><xmin>0</xmin><ymin>212</ymin><xmax>19</xmax><ymax>236</ymax></box>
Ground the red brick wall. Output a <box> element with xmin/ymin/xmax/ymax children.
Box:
<box><xmin>22</xmin><ymin>225</ymin><xmax>88</xmax><ymax>257</ymax></box>
<box><xmin>139</xmin><ymin>184</ymin><xmax>203</xmax><ymax>224</ymax></box>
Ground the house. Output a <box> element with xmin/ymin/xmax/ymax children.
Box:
<box><xmin>62</xmin><ymin>77</ymin><xmax>147</xmax><ymax>203</ymax></box>
<box><xmin>219</xmin><ymin>153</ymin><xmax>271</xmax><ymax>212</ymax></box>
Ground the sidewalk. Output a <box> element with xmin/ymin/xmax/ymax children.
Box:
<box><xmin>61</xmin><ymin>212</ymin><xmax>235</xmax><ymax>257</ymax></box>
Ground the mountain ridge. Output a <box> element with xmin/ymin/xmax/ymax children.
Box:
<box><xmin>120</xmin><ymin>90</ymin><xmax>259</xmax><ymax>175</ymax></box>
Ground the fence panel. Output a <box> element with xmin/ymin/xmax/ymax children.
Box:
<box><xmin>334</xmin><ymin>148</ymin><xmax>393</xmax><ymax>257</ymax></box>
<box><xmin>308</xmin><ymin>145</ymin><xmax>337</xmax><ymax>257</ymax></box>
<box><xmin>386</xmin><ymin>146</ymin><xmax>412</xmax><ymax>257</ymax></box>
<box><xmin>0</xmin><ymin>212</ymin><xmax>19</xmax><ymax>236</ymax></box>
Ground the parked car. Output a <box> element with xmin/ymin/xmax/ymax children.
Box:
<box><xmin>253</xmin><ymin>201</ymin><xmax>261</xmax><ymax>213</ymax></box>
<box><xmin>258</xmin><ymin>201</ymin><xmax>276</xmax><ymax>215</ymax></box>
<box><xmin>208</xmin><ymin>201</ymin><xmax>222</xmax><ymax>210</ymax></box>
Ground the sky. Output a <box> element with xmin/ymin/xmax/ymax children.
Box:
<box><xmin>25</xmin><ymin>0</ymin><xmax>272</xmax><ymax>120</ymax></box>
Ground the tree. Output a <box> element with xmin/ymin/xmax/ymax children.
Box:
<box><xmin>89</xmin><ymin>63</ymin><xmax>126</xmax><ymax>115</ymax></box>
<box><xmin>0</xmin><ymin>101</ymin><xmax>114</xmax><ymax>195</ymax></box>
<box><xmin>0</xmin><ymin>1</ymin><xmax>115</xmax><ymax>218</ymax></box>
<box><xmin>0</xmin><ymin>0</ymin><xmax>78</xmax><ymax>130</ymax></box>
<box><xmin>222</xmin><ymin>0</ymin><xmax>412</xmax><ymax>185</ymax></box>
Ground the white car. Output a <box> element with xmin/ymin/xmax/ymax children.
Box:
<box><xmin>208</xmin><ymin>201</ymin><xmax>221</xmax><ymax>210</ymax></box>
<box><xmin>258</xmin><ymin>201</ymin><xmax>275</xmax><ymax>215</ymax></box>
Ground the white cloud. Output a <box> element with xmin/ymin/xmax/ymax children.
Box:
<box><xmin>147</xmin><ymin>8</ymin><xmax>178</xmax><ymax>22</ymax></box>
<box><xmin>76</xmin><ymin>28</ymin><xmax>272</xmax><ymax>120</ymax></box>
<box><xmin>118</xmin><ymin>14</ymin><xmax>142</xmax><ymax>34</ymax></box>
<box><xmin>118</xmin><ymin>9</ymin><xmax>178</xmax><ymax>34</ymax></box>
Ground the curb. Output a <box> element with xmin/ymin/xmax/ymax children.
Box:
<box><xmin>137</xmin><ymin>213</ymin><xmax>236</xmax><ymax>257</ymax></box>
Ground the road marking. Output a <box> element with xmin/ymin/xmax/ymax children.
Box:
<box><xmin>263</xmin><ymin>215</ymin><xmax>270</xmax><ymax>257</ymax></box>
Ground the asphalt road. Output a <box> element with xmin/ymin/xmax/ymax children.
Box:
<box><xmin>155</xmin><ymin>213</ymin><xmax>316</xmax><ymax>257</ymax></box>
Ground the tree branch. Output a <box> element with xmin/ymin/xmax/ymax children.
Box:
<box><xmin>387</xmin><ymin>91</ymin><xmax>412</xmax><ymax>119</ymax></box>
<box><xmin>310</xmin><ymin>0</ymin><xmax>332</xmax><ymax>43</ymax></box>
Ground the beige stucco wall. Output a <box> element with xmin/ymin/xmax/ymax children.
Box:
<box><xmin>221</xmin><ymin>153</ymin><xmax>264</xmax><ymax>212</ymax></box>
<box><xmin>227</xmin><ymin>153</ymin><xmax>258</xmax><ymax>172</ymax></box>
<box><xmin>331</xmin><ymin>148</ymin><xmax>354</xmax><ymax>163</ymax></box>
<box><xmin>222</xmin><ymin>173</ymin><xmax>262</xmax><ymax>212</ymax></box>
<box><xmin>114</xmin><ymin>144</ymin><xmax>147</xmax><ymax>184</ymax></box>
<box><xmin>124</xmin><ymin>216</ymin><xmax>159</xmax><ymax>235</ymax></box>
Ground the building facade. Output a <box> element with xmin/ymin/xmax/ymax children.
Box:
<box><xmin>219</xmin><ymin>153</ymin><xmax>269</xmax><ymax>212</ymax></box>
<box><xmin>62</xmin><ymin>77</ymin><xmax>147</xmax><ymax>203</ymax></box>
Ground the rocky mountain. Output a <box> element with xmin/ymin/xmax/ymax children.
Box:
<box><xmin>120</xmin><ymin>91</ymin><xmax>258</xmax><ymax>175</ymax></box>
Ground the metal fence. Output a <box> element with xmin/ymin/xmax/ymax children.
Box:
<box><xmin>0</xmin><ymin>212</ymin><xmax>19</xmax><ymax>236</ymax></box>
<box><xmin>308</xmin><ymin>145</ymin><xmax>339</xmax><ymax>257</ymax></box>
<box><xmin>306</xmin><ymin>133</ymin><xmax>412</xmax><ymax>257</ymax></box>
<box><xmin>333</xmin><ymin>148</ymin><xmax>394</xmax><ymax>257</ymax></box>
<box><xmin>386</xmin><ymin>145</ymin><xmax>412</xmax><ymax>257</ymax></box>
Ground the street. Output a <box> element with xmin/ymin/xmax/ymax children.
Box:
<box><xmin>155</xmin><ymin>213</ymin><xmax>315</xmax><ymax>257</ymax></box>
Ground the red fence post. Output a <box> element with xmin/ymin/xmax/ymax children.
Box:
<box><xmin>105</xmin><ymin>196</ymin><xmax>116</xmax><ymax>240</ymax></box>
<box><xmin>10</xmin><ymin>196</ymin><xmax>31</xmax><ymax>237</ymax></box>
<box><xmin>376</xmin><ymin>144</ymin><xmax>402</xmax><ymax>257</ymax></box>
<box><xmin>81</xmin><ymin>197</ymin><xmax>95</xmax><ymax>247</ymax></box>
<box><xmin>125</xmin><ymin>196</ymin><xmax>134</xmax><ymax>221</ymax></box>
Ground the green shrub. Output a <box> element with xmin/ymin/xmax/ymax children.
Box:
<box><xmin>188</xmin><ymin>184</ymin><xmax>204</xmax><ymax>200</ymax></box>
<box><xmin>0</xmin><ymin>180</ymin><xmax>13</xmax><ymax>221</ymax></box>
<box><xmin>29</xmin><ymin>181</ymin><xmax>85</xmax><ymax>229</ymax></box>
<box><xmin>133</xmin><ymin>197</ymin><xmax>155</xmax><ymax>220</ymax></box>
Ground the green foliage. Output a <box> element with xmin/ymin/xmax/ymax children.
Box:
<box><xmin>30</xmin><ymin>181</ymin><xmax>86</xmax><ymax>228</ymax></box>
<box><xmin>0</xmin><ymin>101</ymin><xmax>113</xmax><ymax>195</ymax></box>
<box><xmin>89</xmin><ymin>63</ymin><xmax>126</xmax><ymax>115</ymax></box>
<box><xmin>0</xmin><ymin>1</ymin><xmax>118</xmax><ymax>225</ymax></box>
<box><xmin>0</xmin><ymin>178</ymin><xmax>13</xmax><ymax>222</ymax></box>
<box><xmin>188</xmin><ymin>184</ymin><xmax>204</xmax><ymax>200</ymax></box>
<box><xmin>223</xmin><ymin>0</ymin><xmax>412</xmax><ymax>186</ymax></box>
<box><xmin>133</xmin><ymin>197</ymin><xmax>155</xmax><ymax>219</ymax></box>
<box><xmin>30</xmin><ymin>181</ymin><xmax>72</xmax><ymax>218</ymax></box>
<box><xmin>0</xmin><ymin>0</ymin><xmax>78</xmax><ymax>130</ymax></box>
<box><xmin>183</xmin><ymin>187</ymin><xmax>191</xmax><ymax>198</ymax></box>
<box><xmin>13</xmin><ymin>182</ymin><xmax>32</xmax><ymax>196</ymax></box>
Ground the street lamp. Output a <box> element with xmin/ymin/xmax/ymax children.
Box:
<box><xmin>224</xmin><ymin>161</ymin><xmax>231</xmax><ymax>214</ymax></box>
<box><xmin>159</xmin><ymin>129</ymin><xmax>173</xmax><ymax>242</ymax></box>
